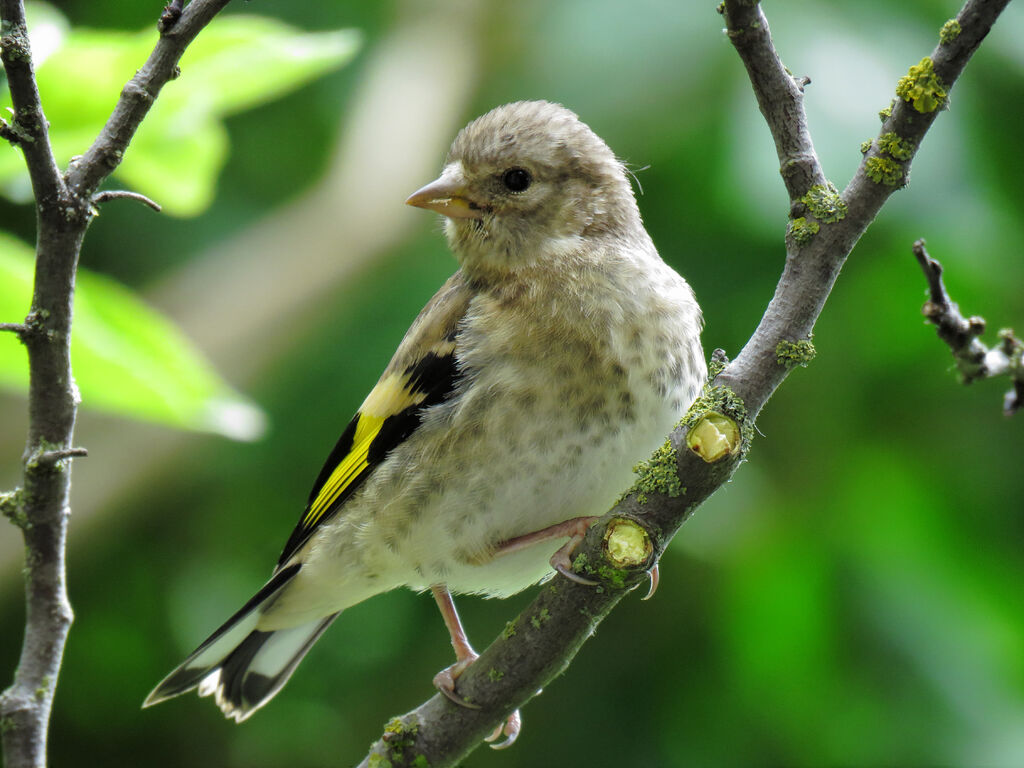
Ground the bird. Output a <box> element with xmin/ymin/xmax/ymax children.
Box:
<box><xmin>143</xmin><ymin>100</ymin><xmax>705</xmax><ymax>747</ymax></box>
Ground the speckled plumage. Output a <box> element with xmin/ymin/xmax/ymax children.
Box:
<box><xmin>145</xmin><ymin>101</ymin><xmax>705</xmax><ymax>723</ymax></box>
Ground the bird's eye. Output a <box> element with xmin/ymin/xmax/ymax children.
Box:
<box><xmin>501</xmin><ymin>168</ymin><xmax>532</xmax><ymax>193</ymax></box>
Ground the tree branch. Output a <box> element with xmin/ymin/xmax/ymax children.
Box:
<box><xmin>0</xmin><ymin>0</ymin><xmax>63</xmax><ymax>205</ymax></box>
<box><xmin>716</xmin><ymin>0</ymin><xmax>827</xmax><ymax>201</ymax></box>
<box><xmin>0</xmin><ymin>1</ymin><xmax>233</xmax><ymax>765</ymax></box>
<box><xmin>913</xmin><ymin>239</ymin><xmax>1023</xmax><ymax>415</ymax></box>
<box><xmin>64</xmin><ymin>0</ymin><xmax>233</xmax><ymax>198</ymax></box>
<box><xmin>358</xmin><ymin>0</ymin><xmax>1013</xmax><ymax>764</ymax></box>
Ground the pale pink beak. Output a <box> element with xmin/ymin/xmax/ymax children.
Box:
<box><xmin>405</xmin><ymin>166</ymin><xmax>484</xmax><ymax>220</ymax></box>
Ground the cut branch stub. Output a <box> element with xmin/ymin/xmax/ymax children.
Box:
<box><xmin>602</xmin><ymin>517</ymin><xmax>654</xmax><ymax>570</ymax></box>
<box><xmin>686</xmin><ymin>412</ymin><xmax>741</xmax><ymax>463</ymax></box>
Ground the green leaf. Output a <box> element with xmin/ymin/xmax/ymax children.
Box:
<box><xmin>0</xmin><ymin>3</ymin><xmax>362</xmax><ymax>215</ymax></box>
<box><xmin>0</xmin><ymin>232</ymin><xmax>265</xmax><ymax>440</ymax></box>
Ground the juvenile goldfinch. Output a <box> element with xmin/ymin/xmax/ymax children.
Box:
<box><xmin>145</xmin><ymin>100</ymin><xmax>705</xmax><ymax>745</ymax></box>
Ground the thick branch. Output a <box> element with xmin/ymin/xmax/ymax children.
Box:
<box><xmin>359</xmin><ymin>0</ymin><xmax>1013</xmax><ymax>764</ymax></box>
<box><xmin>720</xmin><ymin>0</ymin><xmax>1011</xmax><ymax>420</ymax></box>
<box><xmin>0</xmin><ymin>6</ymin><xmax>81</xmax><ymax>766</ymax></box>
<box><xmin>0</xmin><ymin>2</ymin><xmax>232</xmax><ymax>765</ymax></box>
<box><xmin>913</xmin><ymin>239</ymin><xmax>1023</xmax><ymax>415</ymax></box>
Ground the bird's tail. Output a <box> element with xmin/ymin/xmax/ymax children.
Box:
<box><xmin>143</xmin><ymin>564</ymin><xmax>339</xmax><ymax>722</ymax></box>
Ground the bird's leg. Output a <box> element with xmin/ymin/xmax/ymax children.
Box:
<box><xmin>431</xmin><ymin>585</ymin><xmax>479</xmax><ymax>707</ymax></box>
<box><xmin>493</xmin><ymin>515</ymin><xmax>601</xmax><ymax>585</ymax></box>
<box><xmin>430</xmin><ymin>585</ymin><xmax>522</xmax><ymax>748</ymax></box>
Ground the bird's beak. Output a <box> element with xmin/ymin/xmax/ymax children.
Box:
<box><xmin>405</xmin><ymin>166</ymin><xmax>484</xmax><ymax>220</ymax></box>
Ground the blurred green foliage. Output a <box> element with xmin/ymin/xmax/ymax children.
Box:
<box><xmin>0</xmin><ymin>4</ymin><xmax>361</xmax><ymax>215</ymax></box>
<box><xmin>0</xmin><ymin>233</ymin><xmax>263</xmax><ymax>438</ymax></box>
<box><xmin>0</xmin><ymin>4</ymin><xmax>361</xmax><ymax>436</ymax></box>
<box><xmin>2</xmin><ymin>0</ymin><xmax>1023</xmax><ymax>766</ymax></box>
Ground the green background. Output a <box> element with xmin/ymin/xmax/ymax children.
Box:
<box><xmin>2</xmin><ymin>0</ymin><xmax>1023</xmax><ymax>765</ymax></box>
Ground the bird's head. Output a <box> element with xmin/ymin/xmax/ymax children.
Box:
<box><xmin>406</xmin><ymin>101</ymin><xmax>641</xmax><ymax>278</ymax></box>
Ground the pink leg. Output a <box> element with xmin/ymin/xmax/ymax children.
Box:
<box><xmin>431</xmin><ymin>585</ymin><xmax>480</xmax><ymax>708</ymax></box>
<box><xmin>494</xmin><ymin>516</ymin><xmax>601</xmax><ymax>585</ymax></box>
<box><xmin>430</xmin><ymin>585</ymin><xmax>522</xmax><ymax>748</ymax></box>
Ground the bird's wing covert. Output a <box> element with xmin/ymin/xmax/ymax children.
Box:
<box><xmin>276</xmin><ymin>273</ymin><xmax>473</xmax><ymax>567</ymax></box>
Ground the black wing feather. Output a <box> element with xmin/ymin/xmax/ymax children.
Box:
<box><xmin>276</xmin><ymin>348</ymin><xmax>461</xmax><ymax>567</ymax></box>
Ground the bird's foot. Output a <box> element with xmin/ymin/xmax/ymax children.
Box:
<box><xmin>547</xmin><ymin>517</ymin><xmax>601</xmax><ymax>585</ymax></box>
<box><xmin>433</xmin><ymin>653</ymin><xmax>523</xmax><ymax>749</ymax></box>
<box><xmin>484</xmin><ymin>708</ymin><xmax>522</xmax><ymax>749</ymax></box>
<box><xmin>433</xmin><ymin>655</ymin><xmax>481</xmax><ymax>709</ymax></box>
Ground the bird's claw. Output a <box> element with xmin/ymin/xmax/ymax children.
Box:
<box><xmin>548</xmin><ymin>521</ymin><xmax>600</xmax><ymax>585</ymax></box>
<box><xmin>550</xmin><ymin>550</ymin><xmax>600</xmax><ymax>585</ymax></box>
<box><xmin>485</xmin><ymin>709</ymin><xmax>522</xmax><ymax>749</ymax></box>
<box><xmin>434</xmin><ymin>656</ymin><xmax>522</xmax><ymax>747</ymax></box>
<box><xmin>641</xmin><ymin>563</ymin><xmax>660</xmax><ymax>600</ymax></box>
<box><xmin>432</xmin><ymin>656</ymin><xmax>482</xmax><ymax>710</ymax></box>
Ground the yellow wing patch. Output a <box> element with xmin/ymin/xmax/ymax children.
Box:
<box><xmin>360</xmin><ymin>372</ymin><xmax>428</xmax><ymax>417</ymax></box>
<box><xmin>300</xmin><ymin>370</ymin><xmax>432</xmax><ymax>531</ymax></box>
<box><xmin>302</xmin><ymin>412</ymin><xmax>384</xmax><ymax>530</ymax></box>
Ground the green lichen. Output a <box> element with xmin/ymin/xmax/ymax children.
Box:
<box><xmin>630</xmin><ymin>440</ymin><xmax>683</xmax><ymax>504</ymax></box>
<box><xmin>896</xmin><ymin>57</ymin><xmax>947</xmax><ymax>113</ymax></box>
<box><xmin>572</xmin><ymin>551</ymin><xmax>630</xmax><ymax>588</ymax></box>
<box><xmin>707</xmin><ymin>353</ymin><xmax>727</xmax><ymax>380</ymax></box>
<box><xmin>530</xmin><ymin>608</ymin><xmax>551</xmax><ymax>629</ymax></box>
<box><xmin>411</xmin><ymin>756</ymin><xmax>430</xmax><ymax>768</ymax></box>
<box><xmin>0</xmin><ymin>715</ymin><xmax>13</xmax><ymax>734</ymax></box>
<box><xmin>877</xmin><ymin>132</ymin><xmax>915</xmax><ymax>161</ymax></box>
<box><xmin>368</xmin><ymin>755</ymin><xmax>392</xmax><ymax>768</ymax></box>
<box><xmin>787</xmin><ymin>216</ymin><xmax>819</xmax><ymax>245</ymax></box>
<box><xmin>379</xmin><ymin>716</ymin><xmax>422</xmax><ymax>766</ymax></box>
<box><xmin>865</xmin><ymin>156</ymin><xmax>904</xmax><ymax>186</ymax></box>
<box><xmin>572</xmin><ymin>552</ymin><xmax>590</xmax><ymax>573</ymax></box>
<box><xmin>940</xmin><ymin>19</ymin><xmax>961</xmax><ymax>44</ymax></box>
<box><xmin>775</xmin><ymin>338</ymin><xmax>817</xmax><ymax>369</ymax></box>
<box><xmin>595</xmin><ymin>565</ymin><xmax>628</xmax><ymax>589</ymax></box>
<box><xmin>502</xmin><ymin>620</ymin><xmax>517</xmax><ymax>639</ymax></box>
<box><xmin>860</xmin><ymin>139</ymin><xmax>873</xmax><ymax>155</ymax></box>
<box><xmin>800</xmin><ymin>182</ymin><xmax>847</xmax><ymax>223</ymax></box>
<box><xmin>879</xmin><ymin>102</ymin><xmax>893</xmax><ymax>122</ymax></box>
<box><xmin>1</xmin><ymin>488</ymin><xmax>26</xmax><ymax>528</ymax></box>
<box><xmin>384</xmin><ymin>717</ymin><xmax>417</xmax><ymax>738</ymax></box>
<box><xmin>488</xmin><ymin>667</ymin><xmax>504</xmax><ymax>682</ymax></box>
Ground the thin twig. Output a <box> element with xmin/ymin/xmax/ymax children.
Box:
<box><xmin>91</xmin><ymin>190</ymin><xmax>163</xmax><ymax>212</ymax></box>
<box><xmin>34</xmin><ymin>447</ymin><xmax>89</xmax><ymax>466</ymax></box>
<box><xmin>717</xmin><ymin>1</ymin><xmax>827</xmax><ymax>201</ymax></box>
<box><xmin>913</xmin><ymin>239</ymin><xmax>1023</xmax><ymax>415</ymax></box>
<box><xmin>0</xmin><ymin>0</ymin><xmax>64</xmax><ymax>205</ymax></box>
<box><xmin>65</xmin><ymin>0</ymin><xmax>234</xmax><ymax>199</ymax></box>
<box><xmin>358</xmin><ymin>0</ymin><xmax>1014</xmax><ymax>764</ymax></box>
<box><xmin>0</xmin><ymin>118</ymin><xmax>24</xmax><ymax>145</ymax></box>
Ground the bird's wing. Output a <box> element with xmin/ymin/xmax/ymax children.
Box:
<box><xmin>275</xmin><ymin>272</ymin><xmax>474</xmax><ymax>568</ymax></box>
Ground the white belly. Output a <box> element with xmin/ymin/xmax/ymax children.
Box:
<box><xmin>347</xmin><ymin>348</ymin><xmax>695</xmax><ymax>598</ymax></box>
